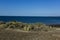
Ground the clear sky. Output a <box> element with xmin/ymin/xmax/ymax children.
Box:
<box><xmin>0</xmin><ymin>0</ymin><xmax>60</xmax><ymax>16</ymax></box>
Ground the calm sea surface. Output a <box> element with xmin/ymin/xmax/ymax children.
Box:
<box><xmin>0</xmin><ymin>16</ymin><xmax>60</xmax><ymax>24</ymax></box>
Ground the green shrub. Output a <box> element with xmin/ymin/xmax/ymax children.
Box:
<box><xmin>0</xmin><ymin>21</ymin><xmax>54</xmax><ymax>31</ymax></box>
<box><xmin>8</xmin><ymin>25</ymin><xmax>16</xmax><ymax>29</ymax></box>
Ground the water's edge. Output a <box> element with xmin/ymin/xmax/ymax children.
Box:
<box><xmin>0</xmin><ymin>16</ymin><xmax>60</xmax><ymax>24</ymax></box>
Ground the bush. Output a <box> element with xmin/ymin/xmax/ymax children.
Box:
<box><xmin>0</xmin><ymin>24</ymin><xmax>7</xmax><ymax>29</ymax></box>
<box><xmin>8</xmin><ymin>25</ymin><xmax>16</xmax><ymax>29</ymax></box>
<box><xmin>0</xmin><ymin>21</ymin><xmax>54</xmax><ymax>31</ymax></box>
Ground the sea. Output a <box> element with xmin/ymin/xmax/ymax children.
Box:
<box><xmin>0</xmin><ymin>16</ymin><xmax>60</xmax><ymax>24</ymax></box>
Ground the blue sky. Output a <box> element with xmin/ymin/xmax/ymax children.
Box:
<box><xmin>0</xmin><ymin>0</ymin><xmax>60</xmax><ymax>16</ymax></box>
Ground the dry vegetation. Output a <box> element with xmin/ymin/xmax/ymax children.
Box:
<box><xmin>0</xmin><ymin>21</ymin><xmax>59</xmax><ymax>40</ymax></box>
<box><xmin>0</xmin><ymin>21</ymin><xmax>54</xmax><ymax>31</ymax></box>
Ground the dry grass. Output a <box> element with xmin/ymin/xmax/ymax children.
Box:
<box><xmin>0</xmin><ymin>21</ymin><xmax>59</xmax><ymax>40</ymax></box>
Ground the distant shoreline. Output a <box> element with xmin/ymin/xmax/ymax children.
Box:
<box><xmin>0</xmin><ymin>16</ymin><xmax>60</xmax><ymax>17</ymax></box>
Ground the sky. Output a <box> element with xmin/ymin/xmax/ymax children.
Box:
<box><xmin>0</xmin><ymin>0</ymin><xmax>60</xmax><ymax>16</ymax></box>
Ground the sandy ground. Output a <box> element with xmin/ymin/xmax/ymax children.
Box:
<box><xmin>0</xmin><ymin>28</ymin><xmax>60</xmax><ymax>40</ymax></box>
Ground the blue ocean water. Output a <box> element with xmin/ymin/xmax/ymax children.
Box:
<box><xmin>0</xmin><ymin>16</ymin><xmax>60</xmax><ymax>24</ymax></box>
